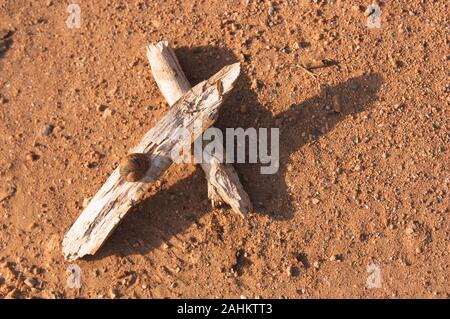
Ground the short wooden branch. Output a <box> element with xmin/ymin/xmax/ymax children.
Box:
<box><xmin>147</xmin><ymin>41</ymin><xmax>252</xmax><ymax>217</ymax></box>
<box><xmin>62</xmin><ymin>62</ymin><xmax>240</xmax><ymax>261</ymax></box>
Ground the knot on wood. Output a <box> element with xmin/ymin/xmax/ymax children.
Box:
<box><xmin>119</xmin><ymin>153</ymin><xmax>151</xmax><ymax>182</ymax></box>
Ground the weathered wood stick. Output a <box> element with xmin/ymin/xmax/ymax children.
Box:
<box><xmin>147</xmin><ymin>41</ymin><xmax>252</xmax><ymax>217</ymax></box>
<box><xmin>62</xmin><ymin>62</ymin><xmax>240</xmax><ymax>261</ymax></box>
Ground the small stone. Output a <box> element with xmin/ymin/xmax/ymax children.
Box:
<box><xmin>40</xmin><ymin>124</ymin><xmax>54</xmax><ymax>136</ymax></box>
<box><xmin>27</xmin><ymin>222</ymin><xmax>38</xmax><ymax>231</ymax></box>
<box><xmin>311</xmin><ymin>198</ymin><xmax>320</xmax><ymax>205</ymax></box>
<box><xmin>329</xmin><ymin>254</ymin><xmax>341</xmax><ymax>262</ymax></box>
<box><xmin>109</xmin><ymin>288</ymin><xmax>120</xmax><ymax>299</ymax></box>
<box><xmin>0</xmin><ymin>95</ymin><xmax>7</xmax><ymax>104</ymax></box>
<box><xmin>107</xmin><ymin>86</ymin><xmax>118</xmax><ymax>96</ymax></box>
<box><xmin>313</xmin><ymin>261</ymin><xmax>320</xmax><ymax>269</ymax></box>
<box><xmin>0</xmin><ymin>183</ymin><xmax>16</xmax><ymax>202</ymax></box>
<box><xmin>390</xmin><ymin>58</ymin><xmax>403</xmax><ymax>69</ymax></box>
<box><xmin>0</xmin><ymin>29</ymin><xmax>12</xmax><ymax>40</ymax></box>
<box><xmin>282</xmin><ymin>46</ymin><xmax>291</xmax><ymax>54</ymax></box>
<box><xmin>240</xmin><ymin>52</ymin><xmax>251</xmax><ymax>62</ymax></box>
<box><xmin>405</xmin><ymin>226</ymin><xmax>415</xmax><ymax>235</ymax></box>
<box><xmin>286</xmin><ymin>265</ymin><xmax>299</xmax><ymax>277</ymax></box>
<box><xmin>24</xmin><ymin>277</ymin><xmax>38</xmax><ymax>288</ymax></box>
<box><xmin>394</xmin><ymin>103</ymin><xmax>405</xmax><ymax>110</ymax></box>
<box><xmin>42</xmin><ymin>290</ymin><xmax>64</xmax><ymax>299</ymax></box>
<box><xmin>103</xmin><ymin>108</ymin><xmax>115</xmax><ymax>118</ymax></box>
<box><xmin>352</xmin><ymin>5</ymin><xmax>362</xmax><ymax>12</ymax></box>
<box><xmin>6</xmin><ymin>288</ymin><xmax>21</xmax><ymax>299</ymax></box>
<box><xmin>30</xmin><ymin>266</ymin><xmax>40</xmax><ymax>275</ymax></box>
<box><xmin>96</xmin><ymin>104</ymin><xmax>107</xmax><ymax>112</ymax></box>
<box><xmin>170</xmin><ymin>282</ymin><xmax>178</xmax><ymax>289</ymax></box>
<box><xmin>119</xmin><ymin>273</ymin><xmax>136</xmax><ymax>287</ymax></box>
<box><xmin>251</xmin><ymin>79</ymin><xmax>262</xmax><ymax>90</ymax></box>
<box><xmin>86</xmin><ymin>161</ymin><xmax>98</xmax><ymax>169</ymax></box>
<box><xmin>315</xmin><ymin>33</ymin><xmax>324</xmax><ymax>41</ymax></box>
<box><xmin>26</xmin><ymin>152</ymin><xmax>39</xmax><ymax>162</ymax></box>
<box><xmin>415</xmin><ymin>247</ymin><xmax>422</xmax><ymax>254</ymax></box>
<box><xmin>332</xmin><ymin>95</ymin><xmax>342</xmax><ymax>113</ymax></box>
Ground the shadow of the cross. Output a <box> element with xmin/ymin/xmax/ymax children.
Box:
<box><xmin>94</xmin><ymin>45</ymin><xmax>383</xmax><ymax>259</ymax></box>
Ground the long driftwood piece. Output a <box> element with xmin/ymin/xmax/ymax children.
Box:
<box><xmin>62</xmin><ymin>62</ymin><xmax>240</xmax><ymax>261</ymax></box>
<box><xmin>147</xmin><ymin>41</ymin><xmax>252</xmax><ymax>217</ymax></box>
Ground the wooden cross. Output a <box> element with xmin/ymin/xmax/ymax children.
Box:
<box><xmin>62</xmin><ymin>41</ymin><xmax>252</xmax><ymax>261</ymax></box>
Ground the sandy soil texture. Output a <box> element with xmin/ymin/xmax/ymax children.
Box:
<box><xmin>0</xmin><ymin>0</ymin><xmax>448</xmax><ymax>298</ymax></box>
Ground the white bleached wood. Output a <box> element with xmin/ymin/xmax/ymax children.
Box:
<box><xmin>147</xmin><ymin>41</ymin><xmax>252</xmax><ymax>217</ymax></box>
<box><xmin>62</xmin><ymin>62</ymin><xmax>240</xmax><ymax>261</ymax></box>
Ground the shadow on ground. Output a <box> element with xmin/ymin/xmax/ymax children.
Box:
<box><xmin>0</xmin><ymin>30</ymin><xmax>13</xmax><ymax>59</ymax></box>
<box><xmin>95</xmin><ymin>45</ymin><xmax>383</xmax><ymax>259</ymax></box>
